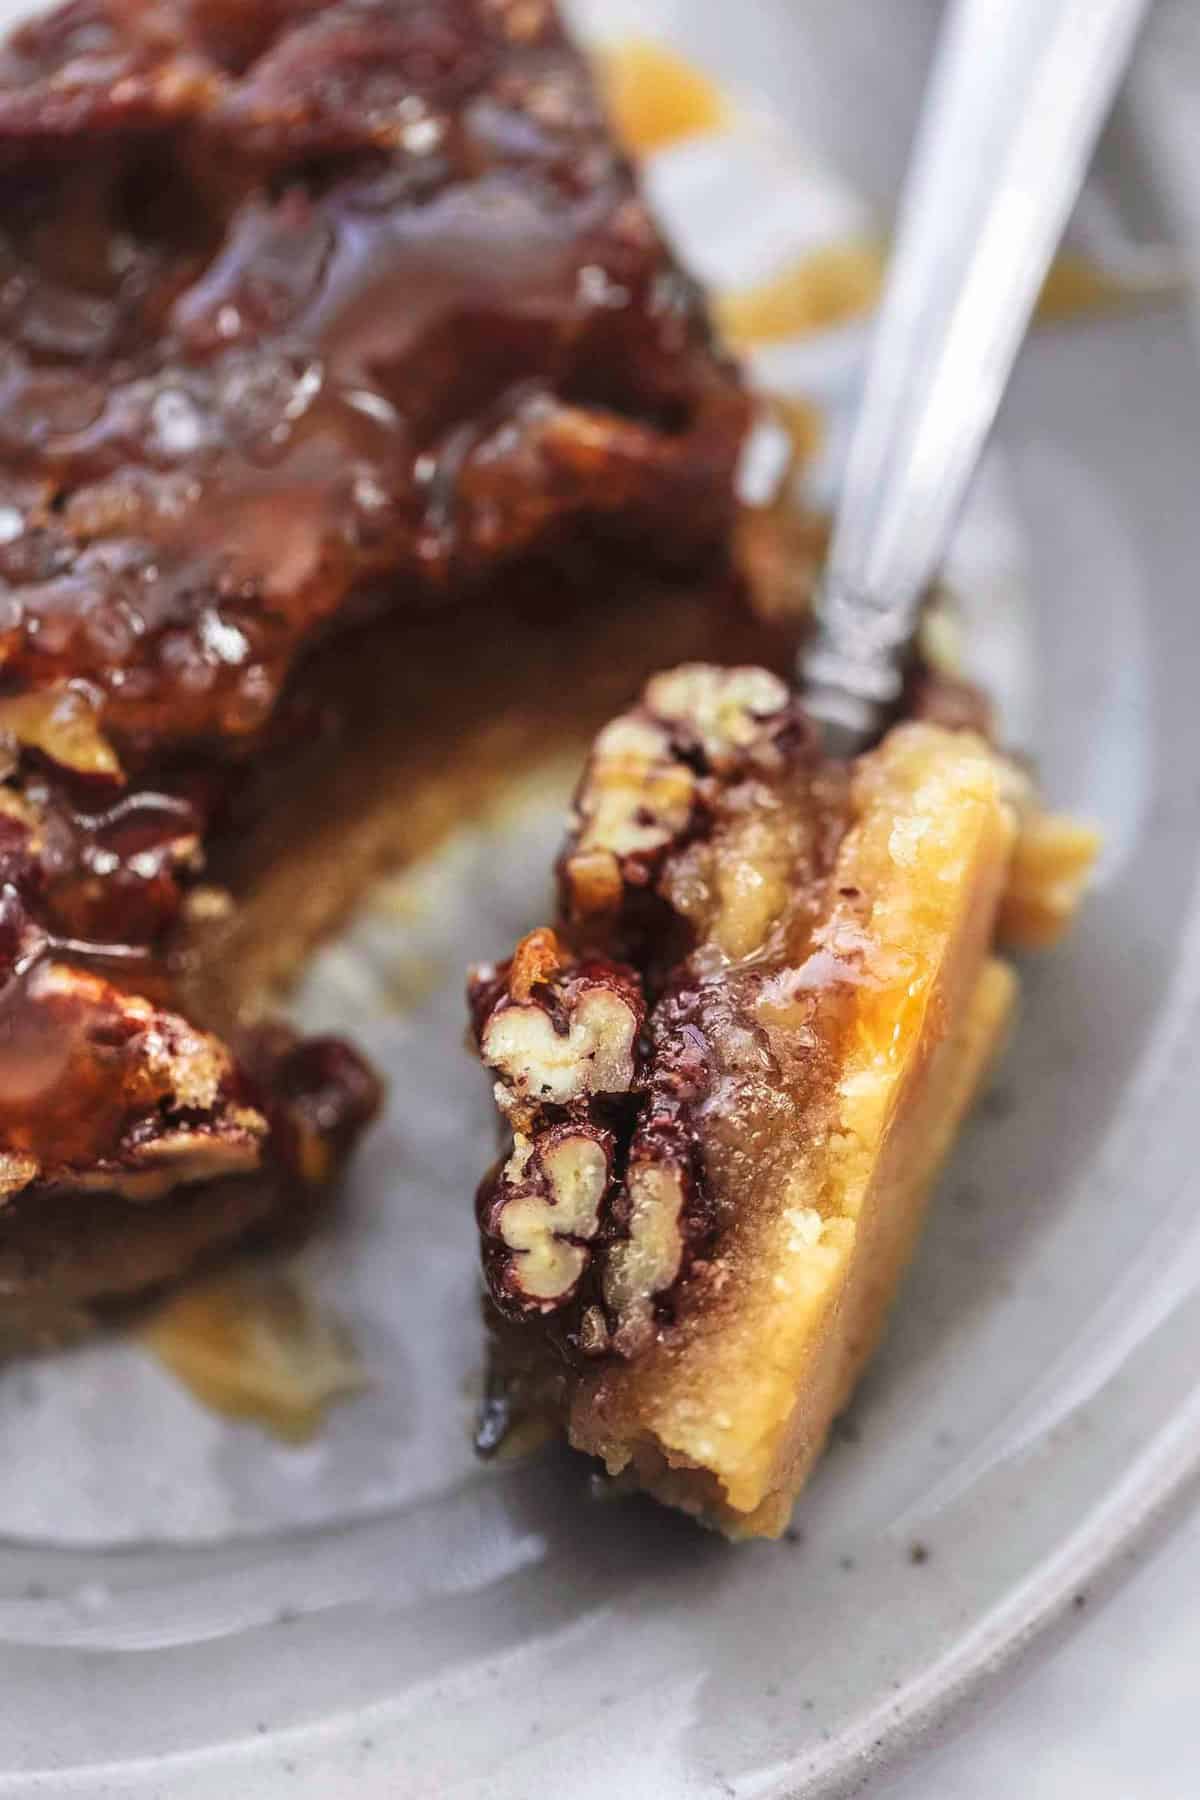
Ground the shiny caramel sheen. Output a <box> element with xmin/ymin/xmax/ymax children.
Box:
<box><xmin>0</xmin><ymin>0</ymin><xmax>749</xmax><ymax>1329</ymax></box>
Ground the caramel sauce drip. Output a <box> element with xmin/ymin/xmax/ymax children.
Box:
<box><xmin>718</xmin><ymin>244</ymin><xmax>886</xmax><ymax>348</ymax></box>
<box><xmin>768</xmin><ymin>394</ymin><xmax>825</xmax><ymax>466</ymax></box>
<box><xmin>1035</xmin><ymin>253</ymin><xmax>1144</xmax><ymax>324</ymax></box>
<box><xmin>719</xmin><ymin>244</ymin><xmax>1156</xmax><ymax>350</ymax></box>
<box><xmin>598</xmin><ymin>40</ymin><xmax>1161</xmax><ymax>347</ymax></box>
<box><xmin>598</xmin><ymin>39</ymin><xmax>725</xmax><ymax>154</ymax></box>
<box><xmin>139</xmin><ymin>1264</ymin><xmax>366</xmax><ymax>1443</ymax></box>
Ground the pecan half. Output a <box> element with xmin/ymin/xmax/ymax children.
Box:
<box><xmin>642</xmin><ymin>664</ymin><xmax>792</xmax><ymax>771</ymax></box>
<box><xmin>474</xmin><ymin>928</ymin><xmax>644</xmax><ymax>1123</ymax></box>
<box><xmin>559</xmin><ymin>663</ymin><xmax>801</xmax><ymax>933</ymax></box>
<box><xmin>599</xmin><ymin>1006</ymin><xmax>714</xmax><ymax>1358</ymax></box>
<box><xmin>602</xmin><ymin>1153</ymin><xmax>691</xmax><ymax>1357</ymax></box>
<box><xmin>479</xmin><ymin>1122</ymin><xmax>615</xmax><ymax>1313</ymax></box>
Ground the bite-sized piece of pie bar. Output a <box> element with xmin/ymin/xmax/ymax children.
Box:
<box><xmin>0</xmin><ymin>0</ymin><xmax>752</xmax><ymax>1340</ymax></box>
<box><xmin>469</xmin><ymin>665</ymin><xmax>1076</xmax><ymax>1536</ymax></box>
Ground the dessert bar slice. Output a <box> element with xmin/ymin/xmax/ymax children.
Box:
<box><xmin>0</xmin><ymin>0</ymin><xmax>749</xmax><ymax>1338</ymax></box>
<box><xmin>469</xmin><ymin>666</ymin><xmax>1026</xmax><ymax>1536</ymax></box>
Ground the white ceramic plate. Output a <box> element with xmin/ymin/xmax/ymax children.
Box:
<box><xmin>2</xmin><ymin>3</ymin><xmax>1200</xmax><ymax>1795</ymax></box>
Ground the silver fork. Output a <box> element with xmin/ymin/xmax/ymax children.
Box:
<box><xmin>800</xmin><ymin>0</ymin><xmax>1153</xmax><ymax>756</ymax></box>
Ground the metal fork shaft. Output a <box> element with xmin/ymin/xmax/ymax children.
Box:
<box><xmin>801</xmin><ymin>0</ymin><xmax>1151</xmax><ymax>755</ymax></box>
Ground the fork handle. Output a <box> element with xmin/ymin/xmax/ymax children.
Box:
<box><xmin>801</xmin><ymin>0</ymin><xmax>1152</xmax><ymax>753</ymax></box>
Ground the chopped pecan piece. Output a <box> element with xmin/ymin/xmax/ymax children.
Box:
<box><xmin>0</xmin><ymin>683</ymin><xmax>123</xmax><ymax>783</ymax></box>
<box><xmin>473</xmin><ymin>928</ymin><xmax>644</xmax><ymax>1119</ymax></box>
<box><xmin>642</xmin><ymin>664</ymin><xmax>792</xmax><ymax>770</ymax></box>
<box><xmin>599</xmin><ymin>1002</ymin><xmax>716</xmax><ymax>1357</ymax></box>
<box><xmin>559</xmin><ymin>663</ymin><xmax>807</xmax><ymax>935</ymax></box>
<box><xmin>602</xmin><ymin>1154</ymin><xmax>691</xmax><ymax>1358</ymax></box>
<box><xmin>0</xmin><ymin>960</ymin><xmax>268</xmax><ymax>1202</ymax></box>
<box><xmin>479</xmin><ymin>1123</ymin><xmax>615</xmax><ymax>1313</ymax></box>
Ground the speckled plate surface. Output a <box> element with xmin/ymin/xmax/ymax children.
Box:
<box><xmin>3</xmin><ymin>3</ymin><xmax>1200</xmax><ymax>1796</ymax></box>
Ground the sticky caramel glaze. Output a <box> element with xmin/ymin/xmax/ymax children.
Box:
<box><xmin>598</xmin><ymin>39</ymin><xmax>726</xmax><ymax>154</ymax></box>
<box><xmin>0</xmin><ymin>0</ymin><xmax>747</xmax><ymax>766</ymax></box>
<box><xmin>0</xmin><ymin>0</ymin><xmax>750</xmax><ymax>1332</ymax></box>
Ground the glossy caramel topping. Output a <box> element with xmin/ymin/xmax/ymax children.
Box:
<box><xmin>0</xmin><ymin>956</ymin><xmax>263</xmax><ymax>1189</ymax></box>
<box><xmin>0</xmin><ymin>0</ymin><xmax>746</xmax><ymax>766</ymax></box>
<box><xmin>0</xmin><ymin>0</ymin><xmax>742</xmax><ymax>1254</ymax></box>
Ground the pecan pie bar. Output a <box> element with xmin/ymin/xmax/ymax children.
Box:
<box><xmin>0</xmin><ymin>0</ymin><xmax>752</xmax><ymax>1339</ymax></box>
<box><xmin>469</xmin><ymin>666</ymin><xmax>1054</xmax><ymax>1537</ymax></box>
